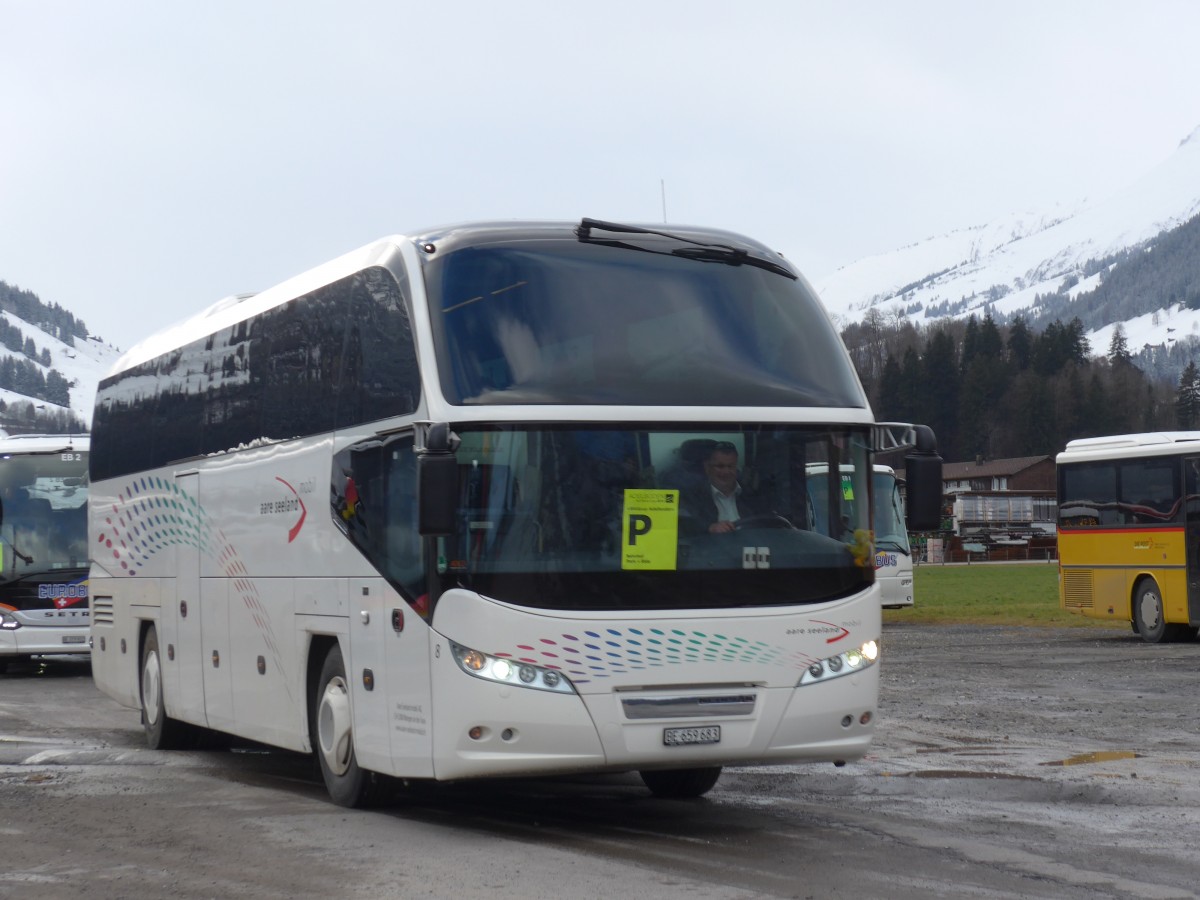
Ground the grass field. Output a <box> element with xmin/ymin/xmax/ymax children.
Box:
<box><xmin>883</xmin><ymin>562</ymin><xmax>1124</xmax><ymax>628</ymax></box>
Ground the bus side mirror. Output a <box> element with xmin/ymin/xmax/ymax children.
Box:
<box><xmin>418</xmin><ymin>423</ymin><xmax>460</xmax><ymax>536</ymax></box>
<box><xmin>904</xmin><ymin>425</ymin><xmax>943</xmax><ymax>532</ymax></box>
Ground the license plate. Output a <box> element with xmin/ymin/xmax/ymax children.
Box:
<box><xmin>62</xmin><ymin>635</ymin><xmax>87</xmax><ymax>644</ymax></box>
<box><xmin>663</xmin><ymin>725</ymin><xmax>721</xmax><ymax>746</ymax></box>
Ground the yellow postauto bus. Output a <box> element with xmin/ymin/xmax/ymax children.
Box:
<box><xmin>1057</xmin><ymin>432</ymin><xmax>1200</xmax><ymax>643</ymax></box>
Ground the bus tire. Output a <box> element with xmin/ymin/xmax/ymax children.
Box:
<box><xmin>639</xmin><ymin>766</ymin><xmax>722</xmax><ymax>798</ymax></box>
<box><xmin>1131</xmin><ymin>579</ymin><xmax>1191</xmax><ymax>643</ymax></box>
<box><xmin>312</xmin><ymin>643</ymin><xmax>382</xmax><ymax>808</ymax></box>
<box><xmin>141</xmin><ymin>626</ymin><xmax>190</xmax><ymax>750</ymax></box>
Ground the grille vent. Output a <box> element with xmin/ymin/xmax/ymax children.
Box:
<box><xmin>1062</xmin><ymin>570</ymin><xmax>1094</xmax><ymax>609</ymax></box>
<box><xmin>91</xmin><ymin>595</ymin><xmax>115</xmax><ymax>626</ymax></box>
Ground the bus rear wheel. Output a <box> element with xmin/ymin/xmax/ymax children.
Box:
<box><xmin>141</xmin><ymin>626</ymin><xmax>191</xmax><ymax>749</ymax></box>
<box><xmin>312</xmin><ymin>643</ymin><xmax>386</xmax><ymax>808</ymax></box>
<box><xmin>639</xmin><ymin>766</ymin><xmax>722</xmax><ymax>798</ymax></box>
<box><xmin>1133</xmin><ymin>579</ymin><xmax>1190</xmax><ymax>644</ymax></box>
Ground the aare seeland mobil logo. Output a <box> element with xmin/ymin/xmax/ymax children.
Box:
<box><xmin>258</xmin><ymin>476</ymin><xmax>310</xmax><ymax>542</ymax></box>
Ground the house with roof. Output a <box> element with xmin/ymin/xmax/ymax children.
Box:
<box><xmin>940</xmin><ymin>454</ymin><xmax>1056</xmax><ymax>536</ymax></box>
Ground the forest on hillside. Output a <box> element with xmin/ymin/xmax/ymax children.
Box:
<box><xmin>840</xmin><ymin>311</ymin><xmax>1185</xmax><ymax>464</ymax></box>
<box><xmin>0</xmin><ymin>281</ymin><xmax>90</xmax><ymax>346</ymax></box>
<box><xmin>839</xmin><ymin>212</ymin><xmax>1200</xmax><ymax>464</ymax></box>
<box><xmin>0</xmin><ymin>280</ymin><xmax>90</xmax><ymax>431</ymax></box>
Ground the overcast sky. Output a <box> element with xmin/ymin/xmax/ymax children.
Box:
<box><xmin>4</xmin><ymin>0</ymin><xmax>1200</xmax><ymax>351</ymax></box>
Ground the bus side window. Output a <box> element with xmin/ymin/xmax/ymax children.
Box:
<box><xmin>383</xmin><ymin>441</ymin><xmax>424</xmax><ymax>598</ymax></box>
<box><xmin>331</xmin><ymin>436</ymin><xmax>425</xmax><ymax>604</ymax></box>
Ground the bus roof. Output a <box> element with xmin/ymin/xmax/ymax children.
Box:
<box><xmin>107</xmin><ymin>220</ymin><xmax>793</xmax><ymax>379</ymax></box>
<box><xmin>0</xmin><ymin>434</ymin><xmax>90</xmax><ymax>454</ymax></box>
<box><xmin>1058</xmin><ymin>431</ymin><xmax>1200</xmax><ymax>463</ymax></box>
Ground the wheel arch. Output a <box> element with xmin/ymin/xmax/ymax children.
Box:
<box><xmin>1129</xmin><ymin>572</ymin><xmax>1159</xmax><ymax>616</ymax></box>
<box><xmin>304</xmin><ymin>633</ymin><xmax>342</xmax><ymax>752</ymax></box>
<box><xmin>135</xmin><ymin>615</ymin><xmax>160</xmax><ymax>710</ymax></box>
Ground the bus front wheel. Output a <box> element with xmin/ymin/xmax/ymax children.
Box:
<box><xmin>312</xmin><ymin>643</ymin><xmax>385</xmax><ymax>808</ymax></box>
<box><xmin>141</xmin><ymin>626</ymin><xmax>190</xmax><ymax>749</ymax></box>
<box><xmin>639</xmin><ymin>766</ymin><xmax>722</xmax><ymax>798</ymax></box>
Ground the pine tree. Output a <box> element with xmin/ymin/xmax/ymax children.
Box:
<box><xmin>1108</xmin><ymin>324</ymin><xmax>1133</xmax><ymax>367</ymax></box>
<box><xmin>1007</xmin><ymin>316</ymin><xmax>1033</xmax><ymax>371</ymax></box>
<box><xmin>921</xmin><ymin>328</ymin><xmax>960</xmax><ymax>460</ymax></box>
<box><xmin>1176</xmin><ymin>360</ymin><xmax>1200</xmax><ymax>428</ymax></box>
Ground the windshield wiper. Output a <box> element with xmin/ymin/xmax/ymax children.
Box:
<box><xmin>875</xmin><ymin>539</ymin><xmax>911</xmax><ymax>555</ymax></box>
<box><xmin>576</xmin><ymin>217</ymin><xmax>796</xmax><ymax>280</ymax></box>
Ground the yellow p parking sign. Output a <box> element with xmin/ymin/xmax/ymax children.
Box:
<box><xmin>621</xmin><ymin>489</ymin><xmax>679</xmax><ymax>570</ymax></box>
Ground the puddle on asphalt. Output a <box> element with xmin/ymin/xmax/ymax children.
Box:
<box><xmin>901</xmin><ymin>770</ymin><xmax>1041</xmax><ymax>780</ymax></box>
<box><xmin>1040</xmin><ymin>750</ymin><xmax>1141</xmax><ymax>767</ymax></box>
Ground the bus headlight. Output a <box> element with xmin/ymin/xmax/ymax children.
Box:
<box><xmin>449</xmin><ymin>641</ymin><xmax>576</xmax><ymax>694</ymax></box>
<box><xmin>0</xmin><ymin>611</ymin><xmax>21</xmax><ymax>630</ymax></box>
<box><xmin>798</xmin><ymin>639</ymin><xmax>880</xmax><ymax>686</ymax></box>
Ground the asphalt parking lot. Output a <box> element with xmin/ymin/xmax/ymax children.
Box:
<box><xmin>2</xmin><ymin>623</ymin><xmax>1199</xmax><ymax>899</ymax></box>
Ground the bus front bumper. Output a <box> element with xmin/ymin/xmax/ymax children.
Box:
<box><xmin>431</xmin><ymin>662</ymin><xmax>878</xmax><ymax>781</ymax></box>
<box><xmin>0</xmin><ymin>623</ymin><xmax>91</xmax><ymax>658</ymax></box>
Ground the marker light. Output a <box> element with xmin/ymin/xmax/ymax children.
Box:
<box><xmin>798</xmin><ymin>639</ymin><xmax>882</xmax><ymax>686</ymax></box>
<box><xmin>0</xmin><ymin>611</ymin><xmax>21</xmax><ymax>631</ymax></box>
<box><xmin>449</xmin><ymin>641</ymin><xmax>576</xmax><ymax>694</ymax></box>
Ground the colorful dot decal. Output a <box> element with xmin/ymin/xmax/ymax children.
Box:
<box><xmin>494</xmin><ymin>627</ymin><xmax>821</xmax><ymax>684</ymax></box>
<box><xmin>104</xmin><ymin>477</ymin><xmax>291</xmax><ymax>702</ymax></box>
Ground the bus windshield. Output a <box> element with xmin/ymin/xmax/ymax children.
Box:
<box><xmin>415</xmin><ymin>425</ymin><xmax>875</xmax><ymax>611</ymax></box>
<box><xmin>0</xmin><ymin>448</ymin><xmax>89</xmax><ymax>609</ymax></box>
<box><xmin>423</xmin><ymin>236</ymin><xmax>865</xmax><ymax>408</ymax></box>
<box><xmin>872</xmin><ymin>469</ymin><xmax>910</xmax><ymax>556</ymax></box>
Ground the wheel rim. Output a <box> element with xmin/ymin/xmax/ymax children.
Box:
<box><xmin>317</xmin><ymin>675</ymin><xmax>353</xmax><ymax>776</ymax></box>
<box><xmin>142</xmin><ymin>649</ymin><xmax>161</xmax><ymax>727</ymax></box>
<box><xmin>1139</xmin><ymin>590</ymin><xmax>1163</xmax><ymax>630</ymax></box>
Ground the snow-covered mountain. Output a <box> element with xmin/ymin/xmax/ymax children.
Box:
<box><xmin>816</xmin><ymin>125</ymin><xmax>1200</xmax><ymax>356</ymax></box>
<box><xmin>0</xmin><ymin>310</ymin><xmax>120</xmax><ymax>434</ymax></box>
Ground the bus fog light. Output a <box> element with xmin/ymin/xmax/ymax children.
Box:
<box><xmin>860</xmin><ymin>711</ymin><xmax>872</xmax><ymax>725</ymax></box>
<box><xmin>841</xmin><ymin>715</ymin><xmax>853</xmax><ymax>727</ymax></box>
<box><xmin>468</xmin><ymin>726</ymin><xmax>484</xmax><ymax>740</ymax></box>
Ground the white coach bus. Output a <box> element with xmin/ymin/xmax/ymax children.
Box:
<box><xmin>89</xmin><ymin>219</ymin><xmax>941</xmax><ymax>805</ymax></box>
<box><xmin>806</xmin><ymin>464</ymin><xmax>915</xmax><ymax>609</ymax></box>
<box><xmin>0</xmin><ymin>433</ymin><xmax>90</xmax><ymax>673</ymax></box>
<box><xmin>872</xmin><ymin>466</ymin><xmax>914</xmax><ymax>608</ymax></box>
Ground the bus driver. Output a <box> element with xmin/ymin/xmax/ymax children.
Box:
<box><xmin>682</xmin><ymin>441</ymin><xmax>766</xmax><ymax>534</ymax></box>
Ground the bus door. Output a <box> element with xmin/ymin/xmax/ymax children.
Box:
<box><xmin>1185</xmin><ymin>458</ymin><xmax>1200</xmax><ymax>627</ymax></box>
<box><xmin>171</xmin><ymin>472</ymin><xmax>209</xmax><ymax>725</ymax></box>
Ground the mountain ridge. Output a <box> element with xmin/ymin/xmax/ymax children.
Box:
<box><xmin>816</xmin><ymin>125</ymin><xmax>1200</xmax><ymax>363</ymax></box>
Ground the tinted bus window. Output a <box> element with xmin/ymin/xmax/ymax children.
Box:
<box><xmin>1119</xmin><ymin>458</ymin><xmax>1180</xmax><ymax>523</ymax></box>
<box><xmin>424</xmin><ymin>241</ymin><xmax>864</xmax><ymax>409</ymax></box>
<box><xmin>1059</xmin><ymin>463</ymin><xmax>1117</xmax><ymax>527</ymax></box>
<box><xmin>93</xmin><ymin>266</ymin><xmax>419</xmax><ymax>481</ymax></box>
